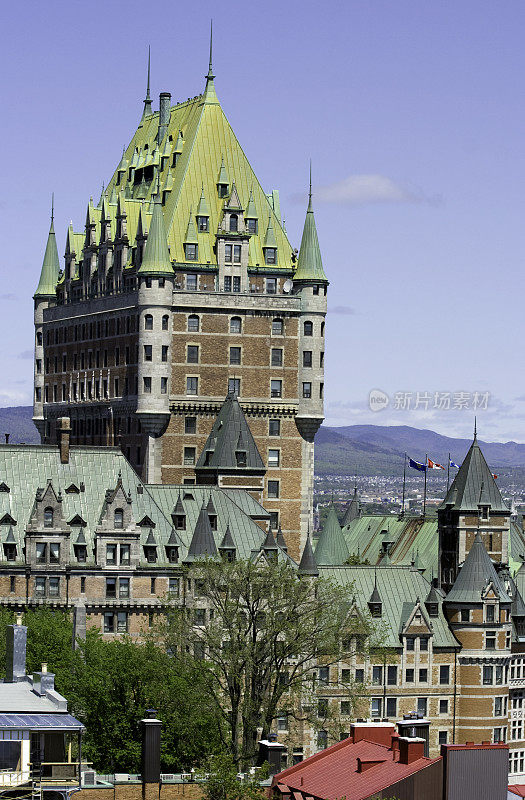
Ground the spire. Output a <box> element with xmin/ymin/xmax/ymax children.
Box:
<box><xmin>196</xmin><ymin>392</ymin><xmax>265</xmax><ymax>472</ymax></box>
<box><xmin>293</xmin><ymin>163</ymin><xmax>328</xmax><ymax>283</ymax></box>
<box><xmin>219</xmin><ymin>523</ymin><xmax>235</xmax><ymax>551</ymax></box>
<box><xmin>184</xmin><ymin>209</ymin><xmax>199</xmax><ymax>244</ymax></box>
<box><xmin>263</xmin><ymin>214</ymin><xmax>277</xmax><ymax>249</ymax></box>
<box><xmin>276</xmin><ymin>526</ymin><xmax>287</xmax><ymax>553</ymax></box>
<box><xmin>474</xmin><ymin>416</ymin><xmax>477</xmax><ymax>441</ymax></box>
<box><xmin>314</xmin><ymin>506</ymin><xmax>349</xmax><ymax>566</ymax></box>
<box><xmin>341</xmin><ymin>485</ymin><xmax>361</xmax><ymax>526</ymax></box>
<box><xmin>261</xmin><ymin>528</ymin><xmax>278</xmax><ymax>552</ymax></box>
<box><xmin>202</xmin><ymin>20</ymin><xmax>219</xmax><ymax>105</ymax></box>
<box><xmin>142</xmin><ymin>46</ymin><xmax>152</xmax><ymax>119</ymax></box>
<box><xmin>184</xmin><ymin>503</ymin><xmax>218</xmax><ymax>562</ymax></box>
<box><xmin>34</xmin><ymin>197</ymin><xmax>60</xmax><ymax>298</ymax></box>
<box><xmin>138</xmin><ymin>189</ymin><xmax>173</xmax><ymax>275</ymax></box>
<box><xmin>298</xmin><ymin>532</ymin><xmax>318</xmax><ymax>576</ymax></box>
<box><xmin>439</xmin><ymin>434</ymin><xmax>508</xmax><ymax>512</ymax></box>
<box><xmin>245</xmin><ymin>189</ymin><xmax>258</xmax><ymax>220</ymax></box>
<box><xmin>368</xmin><ymin>571</ymin><xmax>382</xmax><ymax>614</ymax></box>
<box><xmin>197</xmin><ymin>186</ymin><xmax>210</xmax><ymax>217</ymax></box>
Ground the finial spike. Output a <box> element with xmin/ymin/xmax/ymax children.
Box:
<box><xmin>209</xmin><ymin>19</ymin><xmax>213</xmax><ymax>76</ymax></box>
<box><xmin>142</xmin><ymin>47</ymin><xmax>153</xmax><ymax>118</ymax></box>
<box><xmin>147</xmin><ymin>45</ymin><xmax>151</xmax><ymax>98</ymax></box>
<box><xmin>309</xmin><ymin>160</ymin><xmax>312</xmax><ymax>200</ymax></box>
<box><xmin>474</xmin><ymin>416</ymin><xmax>477</xmax><ymax>439</ymax></box>
<box><xmin>51</xmin><ymin>193</ymin><xmax>54</xmax><ymax>223</ymax></box>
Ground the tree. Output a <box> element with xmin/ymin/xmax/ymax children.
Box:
<box><xmin>162</xmin><ymin>558</ymin><xmax>382</xmax><ymax>767</ymax></box>
<box><xmin>198</xmin><ymin>752</ymin><xmax>268</xmax><ymax>800</ymax></box>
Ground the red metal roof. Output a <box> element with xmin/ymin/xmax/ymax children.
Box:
<box><xmin>271</xmin><ymin>735</ymin><xmax>439</xmax><ymax>800</ymax></box>
<box><xmin>509</xmin><ymin>786</ymin><xmax>525</xmax><ymax>798</ymax></box>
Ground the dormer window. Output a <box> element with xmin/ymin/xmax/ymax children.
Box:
<box><xmin>218</xmin><ymin>183</ymin><xmax>229</xmax><ymax>198</ymax></box>
<box><xmin>4</xmin><ymin>544</ymin><xmax>16</xmax><ymax>562</ymax></box>
<box><xmin>75</xmin><ymin>545</ymin><xmax>87</xmax><ymax>563</ymax></box>
<box><xmin>264</xmin><ymin>247</ymin><xmax>277</xmax><ymax>265</ymax></box>
<box><xmin>480</xmin><ymin>505</ymin><xmax>490</xmax><ymax>520</ymax></box>
<box><xmin>197</xmin><ymin>216</ymin><xmax>209</xmax><ymax>232</ymax></box>
<box><xmin>144</xmin><ymin>546</ymin><xmax>157</xmax><ymax>563</ymax></box>
<box><xmin>246</xmin><ymin>218</ymin><xmax>257</xmax><ymax>234</ymax></box>
<box><xmin>427</xmin><ymin>603</ymin><xmax>439</xmax><ymax>617</ymax></box>
<box><xmin>229</xmin><ymin>214</ymin><xmax>238</xmax><ymax>232</ymax></box>
<box><xmin>185</xmin><ymin>243</ymin><xmax>198</xmax><ymax>261</ymax></box>
<box><xmin>167</xmin><ymin>546</ymin><xmax>179</xmax><ymax>563</ymax></box>
<box><xmin>236</xmin><ymin>451</ymin><xmax>247</xmax><ymax>468</ymax></box>
<box><xmin>174</xmin><ymin>515</ymin><xmax>186</xmax><ymax>530</ymax></box>
<box><xmin>369</xmin><ymin>603</ymin><xmax>382</xmax><ymax>618</ymax></box>
<box><xmin>114</xmin><ymin>509</ymin><xmax>124</xmax><ymax>529</ymax></box>
<box><xmin>44</xmin><ymin>508</ymin><xmax>54</xmax><ymax>528</ymax></box>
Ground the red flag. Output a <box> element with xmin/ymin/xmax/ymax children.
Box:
<box><xmin>427</xmin><ymin>458</ymin><xmax>445</xmax><ymax>470</ymax></box>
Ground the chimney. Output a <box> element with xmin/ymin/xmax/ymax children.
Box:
<box><xmin>257</xmin><ymin>734</ymin><xmax>286</xmax><ymax>776</ymax></box>
<box><xmin>398</xmin><ymin>736</ymin><xmax>425</xmax><ymax>765</ymax></box>
<box><xmin>157</xmin><ymin>92</ymin><xmax>171</xmax><ymax>143</ymax></box>
<box><xmin>4</xmin><ymin>433</ymin><xmax>9</xmax><ymax>444</ymax></box>
<box><xmin>350</xmin><ymin>722</ymin><xmax>395</xmax><ymax>748</ymax></box>
<box><xmin>5</xmin><ymin>616</ymin><xmax>27</xmax><ymax>682</ymax></box>
<box><xmin>141</xmin><ymin>709</ymin><xmax>162</xmax><ymax>786</ymax></box>
<box><xmin>356</xmin><ymin>757</ymin><xmax>386</xmax><ymax>773</ymax></box>
<box><xmin>57</xmin><ymin>417</ymin><xmax>71</xmax><ymax>464</ymax></box>
<box><xmin>33</xmin><ymin>663</ymin><xmax>55</xmax><ymax>696</ymax></box>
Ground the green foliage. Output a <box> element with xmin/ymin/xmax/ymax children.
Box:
<box><xmin>344</xmin><ymin>553</ymin><xmax>371</xmax><ymax>566</ymax></box>
<box><xmin>163</xmin><ymin>558</ymin><xmax>381</xmax><ymax>767</ymax></box>
<box><xmin>198</xmin><ymin>752</ymin><xmax>268</xmax><ymax>800</ymax></box>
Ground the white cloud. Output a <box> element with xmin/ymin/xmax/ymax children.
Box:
<box><xmin>316</xmin><ymin>174</ymin><xmax>440</xmax><ymax>207</ymax></box>
<box><xmin>329</xmin><ymin>305</ymin><xmax>355</xmax><ymax>315</ymax></box>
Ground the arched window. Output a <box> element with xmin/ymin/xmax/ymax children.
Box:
<box><xmin>229</xmin><ymin>214</ymin><xmax>238</xmax><ymax>232</ymax></box>
<box><xmin>188</xmin><ymin>315</ymin><xmax>200</xmax><ymax>332</ymax></box>
<box><xmin>162</xmin><ymin>315</ymin><xmax>169</xmax><ymax>331</ymax></box>
<box><xmin>321</xmin><ymin>321</ymin><xmax>325</xmax><ymax>337</ymax></box>
<box><xmin>272</xmin><ymin>318</ymin><xmax>283</xmax><ymax>336</ymax></box>
<box><xmin>304</xmin><ymin>321</ymin><xmax>313</xmax><ymax>336</ymax></box>
<box><xmin>44</xmin><ymin>508</ymin><xmax>53</xmax><ymax>528</ymax></box>
<box><xmin>114</xmin><ymin>509</ymin><xmax>124</xmax><ymax>529</ymax></box>
<box><xmin>230</xmin><ymin>317</ymin><xmax>242</xmax><ymax>334</ymax></box>
<box><xmin>144</xmin><ymin>314</ymin><xmax>153</xmax><ymax>330</ymax></box>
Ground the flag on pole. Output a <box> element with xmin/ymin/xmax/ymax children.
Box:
<box><xmin>492</xmin><ymin>473</ymin><xmax>498</xmax><ymax>480</ymax></box>
<box><xmin>450</xmin><ymin>460</ymin><xmax>461</xmax><ymax>469</ymax></box>
<box><xmin>427</xmin><ymin>458</ymin><xmax>445</xmax><ymax>470</ymax></box>
<box><xmin>408</xmin><ymin>457</ymin><xmax>427</xmax><ymax>472</ymax></box>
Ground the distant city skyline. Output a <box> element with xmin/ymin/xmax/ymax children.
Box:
<box><xmin>2</xmin><ymin>0</ymin><xmax>525</xmax><ymax>442</ymax></box>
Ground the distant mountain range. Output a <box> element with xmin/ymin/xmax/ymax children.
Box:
<box><xmin>1</xmin><ymin>407</ymin><xmax>524</xmax><ymax>479</ymax></box>
<box><xmin>315</xmin><ymin>424</ymin><xmax>525</xmax><ymax>476</ymax></box>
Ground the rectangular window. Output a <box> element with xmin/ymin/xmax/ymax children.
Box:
<box><xmin>268</xmin><ymin>480</ymin><xmax>280</xmax><ymax>499</ymax></box>
<box><xmin>48</xmin><ymin>577</ymin><xmax>59</xmax><ymax>597</ymax></box>
<box><xmin>150</xmin><ymin>577</ymin><xmax>156</xmax><ymax>594</ymax></box>
<box><xmin>224</xmin><ymin>276</ymin><xmax>232</xmax><ymax>292</ymax></box>
<box><xmin>417</xmin><ymin>697</ymin><xmax>428</xmax><ymax>716</ymax></box>
<box><xmin>266</xmin><ymin>278</ymin><xmax>277</xmax><ymax>294</ymax></box>
<box><xmin>233</xmin><ymin>245</ymin><xmax>241</xmax><ymax>263</ymax></box>
<box><xmin>224</xmin><ymin>244</ymin><xmax>233</xmax><ymax>262</ymax></box>
<box><xmin>186</xmin><ymin>377</ymin><xmax>198</xmax><ymax>395</ymax></box>
<box><xmin>264</xmin><ymin>247</ymin><xmax>277</xmax><ymax>265</ymax></box>
<box><xmin>387</xmin><ymin>665</ymin><xmax>397</xmax><ymax>685</ymax></box>
<box><xmin>406</xmin><ymin>668</ymin><xmax>415</xmax><ymax>683</ymax></box>
<box><xmin>230</xmin><ymin>347</ymin><xmax>241</xmax><ymax>365</ymax></box>
<box><xmin>160</xmin><ymin>377</ymin><xmax>168</xmax><ymax>394</ymax></box>
<box><xmin>144</xmin><ymin>345</ymin><xmax>152</xmax><ymax>362</ymax></box>
<box><xmin>49</xmin><ymin>543</ymin><xmax>60</xmax><ymax>564</ymax></box>
<box><xmin>439</xmin><ymin>699</ymin><xmax>449</xmax><ymax>714</ymax></box>
<box><xmin>184</xmin><ymin>447</ymin><xmax>196</xmax><ymax>466</ymax></box>
<box><xmin>194</xmin><ymin>608</ymin><xmax>206</xmax><ymax>626</ymax></box>
<box><xmin>354</xmin><ymin>668</ymin><xmax>364</xmax><ymax>683</ymax></box>
<box><xmin>197</xmin><ymin>216</ymin><xmax>209</xmax><ymax>232</ymax></box>
<box><xmin>318</xmin><ymin>666</ymin><xmax>329</xmax><ymax>685</ymax></box>
<box><xmin>119</xmin><ymin>578</ymin><xmax>130</xmax><ymax>599</ymax></box>
<box><xmin>406</xmin><ymin>637</ymin><xmax>415</xmax><ymax>651</ymax></box>
<box><xmin>246</xmin><ymin>218</ymin><xmax>257</xmax><ymax>234</ymax></box>
<box><xmin>187</xmin><ymin>345</ymin><xmax>199</xmax><ymax>364</ymax></box>
<box><xmin>269</xmin><ymin>419</ymin><xmax>280</xmax><ymax>436</ymax></box>
<box><xmin>419</xmin><ymin>668</ymin><xmax>428</xmax><ymax>683</ymax></box>
<box><xmin>143</xmin><ymin>377</ymin><xmax>151</xmax><ymax>393</ymax></box>
<box><xmin>486</xmin><ymin>630</ymin><xmax>497</xmax><ymax>650</ymax></box>
<box><xmin>106</xmin><ymin>544</ymin><xmax>117</xmax><ymax>565</ymax></box>
<box><xmin>271</xmin><ymin>379</ymin><xmax>282</xmax><ymax>398</ymax></box>
<box><xmin>303</xmin><ymin>350</ymin><xmax>313</xmax><ymax>367</ymax></box>
<box><xmin>228</xmin><ymin>378</ymin><xmax>240</xmax><ymax>396</ymax></box>
<box><xmin>271</xmin><ymin>349</ymin><xmax>283</xmax><ymax>366</ymax></box>
<box><xmin>302</xmin><ymin>382</ymin><xmax>312</xmax><ymax>398</ymax></box>
<box><xmin>440</xmin><ymin>665</ymin><xmax>450</xmax><ymax>684</ymax></box>
<box><xmin>372</xmin><ymin>665</ymin><xmax>383</xmax><ymax>685</ymax></box>
<box><xmin>106</xmin><ymin>578</ymin><xmax>117</xmax><ymax>599</ymax></box>
<box><xmin>169</xmin><ymin>577</ymin><xmax>180</xmax><ymax>595</ymax></box>
<box><xmin>185</xmin><ymin>246</ymin><xmax>198</xmax><ymax>263</ymax></box>
<box><xmin>386</xmin><ymin>697</ymin><xmax>397</xmax><ymax>717</ymax></box>
<box><xmin>486</xmin><ymin>605</ymin><xmax>495</xmax><ymax>622</ymax></box>
<box><xmin>495</xmin><ymin>665</ymin><xmax>503</xmax><ymax>684</ymax></box>
<box><xmin>35</xmin><ymin>577</ymin><xmax>46</xmax><ymax>597</ymax></box>
<box><xmin>36</xmin><ymin>543</ymin><xmax>47</xmax><ymax>564</ymax></box>
<box><xmin>268</xmin><ymin>449</ymin><xmax>280</xmax><ymax>468</ymax></box>
<box><xmin>185</xmin><ymin>417</ymin><xmax>197</xmax><ymax>434</ymax></box>
<box><xmin>117</xmin><ymin>612</ymin><xmax>128</xmax><ymax>633</ymax></box>
<box><xmin>495</xmin><ymin>697</ymin><xmax>503</xmax><ymax>716</ymax></box>
<box><xmin>420</xmin><ymin>637</ymin><xmax>429</xmax><ymax>652</ymax></box>
<box><xmin>186</xmin><ymin>274</ymin><xmax>198</xmax><ymax>293</ymax></box>
<box><xmin>371</xmin><ymin>698</ymin><xmax>382</xmax><ymax>717</ymax></box>
<box><xmin>483</xmin><ymin>665</ymin><xmax>493</xmax><ymax>685</ymax></box>
<box><xmin>233</xmin><ymin>276</ymin><xmax>241</xmax><ymax>292</ymax></box>
<box><xmin>161</xmin><ymin>345</ymin><xmax>168</xmax><ymax>362</ymax></box>
<box><xmin>120</xmin><ymin>544</ymin><xmax>130</xmax><ymax>566</ymax></box>
<box><xmin>438</xmin><ymin>731</ymin><xmax>448</xmax><ymax>745</ymax></box>
<box><xmin>461</xmin><ymin>609</ymin><xmax>470</xmax><ymax>622</ymax></box>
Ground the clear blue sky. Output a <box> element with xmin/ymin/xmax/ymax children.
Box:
<box><xmin>1</xmin><ymin>0</ymin><xmax>524</xmax><ymax>442</ymax></box>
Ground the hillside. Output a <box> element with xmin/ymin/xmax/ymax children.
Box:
<box><xmin>0</xmin><ymin>406</ymin><xmax>39</xmax><ymax>444</ymax></box>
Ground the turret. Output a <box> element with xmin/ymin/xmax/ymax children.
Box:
<box><xmin>33</xmin><ymin>198</ymin><xmax>60</xmax><ymax>440</ymax></box>
<box><xmin>136</xmin><ymin>184</ymin><xmax>174</xmax><ymax>482</ymax></box>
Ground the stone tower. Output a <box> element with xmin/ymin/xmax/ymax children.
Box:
<box><xmin>32</xmin><ymin>47</ymin><xmax>327</xmax><ymax>560</ymax></box>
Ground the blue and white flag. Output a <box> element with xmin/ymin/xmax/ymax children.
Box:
<box><xmin>450</xmin><ymin>460</ymin><xmax>461</xmax><ymax>469</ymax></box>
<box><xmin>408</xmin><ymin>457</ymin><xmax>426</xmax><ymax>472</ymax></box>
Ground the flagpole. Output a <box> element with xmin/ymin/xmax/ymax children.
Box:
<box><xmin>423</xmin><ymin>453</ymin><xmax>428</xmax><ymax>518</ymax></box>
<box><xmin>401</xmin><ymin>453</ymin><xmax>406</xmax><ymax>517</ymax></box>
<box><xmin>447</xmin><ymin>452</ymin><xmax>450</xmax><ymax>492</ymax></box>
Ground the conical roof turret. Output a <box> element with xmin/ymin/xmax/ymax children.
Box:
<box><xmin>184</xmin><ymin>503</ymin><xmax>218</xmax><ymax>562</ymax></box>
<box><xmin>445</xmin><ymin>533</ymin><xmax>511</xmax><ymax>604</ymax></box>
<box><xmin>298</xmin><ymin>533</ymin><xmax>318</xmax><ymax>576</ymax></box>
<box><xmin>293</xmin><ymin>167</ymin><xmax>328</xmax><ymax>282</ymax></box>
<box><xmin>34</xmin><ymin>199</ymin><xmax>60</xmax><ymax>299</ymax></box>
<box><xmin>314</xmin><ymin>505</ymin><xmax>349</xmax><ymax>566</ymax></box>
<box><xmin>196</xmin><ymin>186</ymin><xmax>210</xmax><ymax>217</ymax></box>
<box><xmin>138</xmin><ymin>188</ymin><xmax>173</xmax><ymax>275</ymax></box>
<box><xmin>439</xmin><ymin>432</ymin><xmax>508</xmax><ymax>513</ymax></box>
<box><xmin>245</xmin><ymin>189</ymin><xmax>258</xmax><ymax>220</ymax></box>
<box><xmin>142</xmin><ymin>46</ymin><xmax>153</xmax><ymax>119</ymax></box>
<box><xmin>184</xmin><ymin>209</ymin><xmax>199</xmax><ymax>244</ymax></box>
<box><xmin>202</xmin><ymin>20</ymin><xmax>219</xmax><ymax>105</ymax></box>
<box><xmin>341</xmin><ymin>486</ymin><xmax>361</xmax><ymax>526</ymax></box>
<box><xmin>263</xmin><ymin>214</ymin><xmax>277</xmax><ymax>249</ymax></box>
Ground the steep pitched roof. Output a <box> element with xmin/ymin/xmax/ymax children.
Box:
<box><xmin>137</xmin><ymin>189</ymin><xmax>173</xmax><ymax>275</ymax></box>
<box><xmin>438</xmin><ymin>435</ymin><xmax>508</xmax><ymax>512</ymax></box>
<box><xmin>298</xmin><ymin>534</ymin><xmax>318</xmax><ymax>576</ymax></box>
<box><xmin>292</xmin><ymin>184</ymin><xmax>327</xmax><ymax>282</ymax></box>
<box><xmin>196</xmin><ymin>392</ymin><xmax>265</xmax><ymax>472</ymax></box>
<box><xmin>341</xmin><ymin>486</ymin><xmax>361</xmax><ymax>527</ymax></box>
<box><xmin>315</xmin><ymin>506</ymin><xmax>349</xmax><ymax>566</ymax></box>
<box><xmin>184</xmin><ymin>504</ymin><xmax>218</xmax><ymax>562</ymax></box>
<box><xmin>34</xmin><ymin>213</ymin><xmax>60</xmax><ymax>298</ymax></box>
<box><xmin>445</xmin><ymin>533</ymin><xmax>511</xmax><ymax>604</ymax></box>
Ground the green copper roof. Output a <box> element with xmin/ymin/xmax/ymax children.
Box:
<box><xmin>196</xmin><ymin>392</ymin><xmax>265</xmax><ymax>472</ymax></box>
<box><xmin>173</xmin><ymin>130</ymin><xmax>184</xmax><ymax>152</ymax></box>
<box><xmin>184</xmin><ymin>210</ymin><xmax>199</xmax><ymax>244</ymax></box>
<box><xmin>315</xmin><ymin>506</ymin><xmax>349</xmax><ymax>566</ymax></box>
<box><xmin>245</xmin><ymin>190</ymin><xmax>258</xmax><ymax>219</ymax></box>
<box><xmin>298</xmin><ymin>533</ymin><xmax>318</xmax><ymax>576</ymax></box>
<box><xmin>217</xmin><ymin>156</ymin><xmax>229</xmax><ymax>185</ymax></box>
<box><xmin>34</xmin><ymin>212</ymin><xmax>60</xmax><ymax>298</ymax></box>
<box><xmin>446</xmin><ymin>532</ymin><xmax>511</xmax><ymax>604</ymax></box>
<box><xmin>138</xmin><ymin>191</ymin><xmax>173</xmax><ymax>275</ymax></box>
<box><xmin>263</xmin><ymin>214</ymin><xmax>277</xmax><ymax>249</ymax></box>
<box><xmin>341</xmin><ymin>486</ymin><xmax>361</xmax><ymax>526</ymax></box>
<box><xmin>196</xmin><ymin>186</ymin><xmax>209</xmax><ymax>217</ymax></box>
<box><xmin>184</xmin><ymin>504</ymin><xmax>218</xmax><ymax>562</ymax></box>
<box><xmin>293</xmin><ymin>189</ymin><xmax>327</xmax><ymax>282</ymax></box>
<box><xmin>439</xmin><ymin>435</ymin><xmax>508</xmax><ymax>512</ymax></box>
